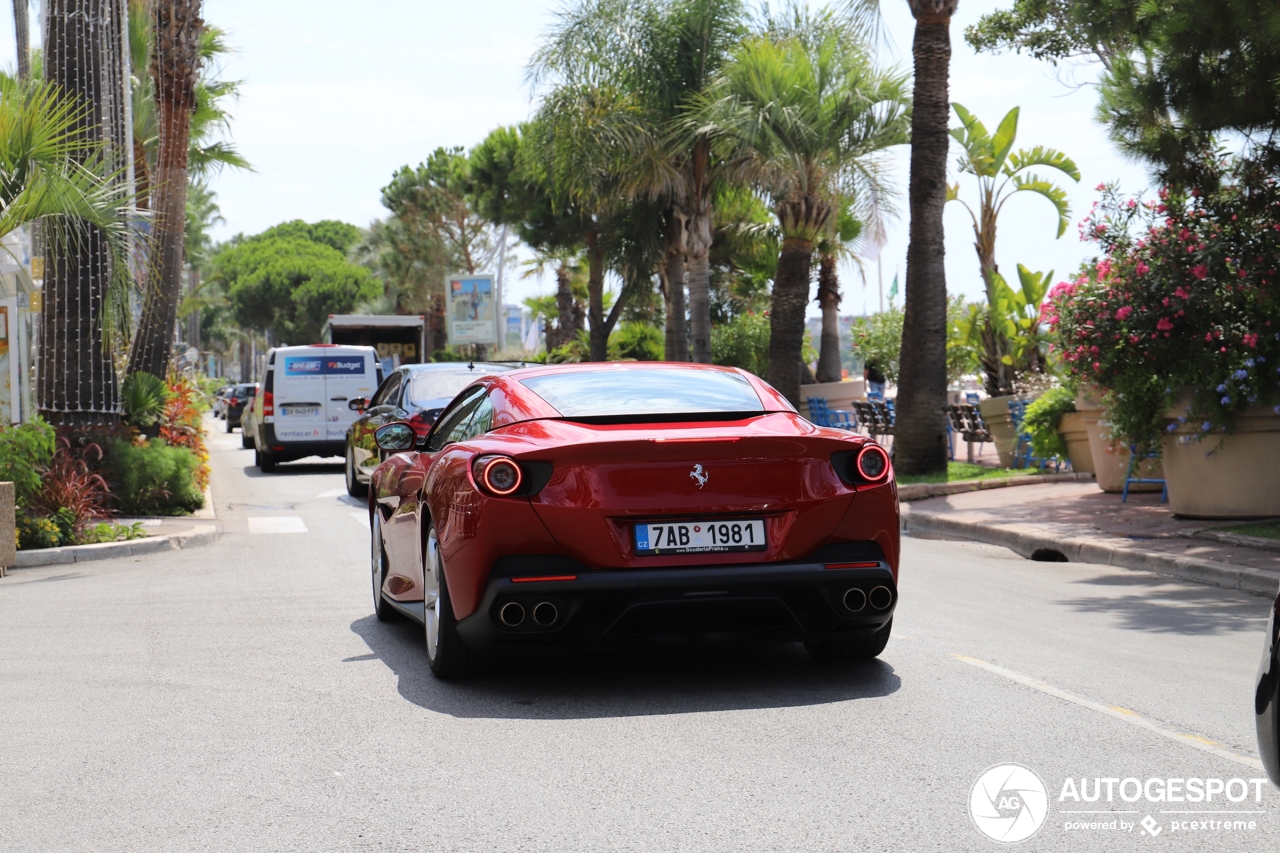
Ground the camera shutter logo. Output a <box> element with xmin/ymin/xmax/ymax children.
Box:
<box><xmin>970</xmin><ymin>764</ymin><xmax>1049</xmax><ymax>843</ymax></box>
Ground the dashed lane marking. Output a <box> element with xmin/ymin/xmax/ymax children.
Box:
<box><xmin>247</xmin><ymin>516</ymin><xmax>309</xmax><ymax>534</ymax></box>
<box><xmin>316</xmin><ymin>488</ymin><xmax>347</xmax><ymax>498</ymax></box>
<box><xmin>952</xmin><ymin>653</ymin><xmax>1263</xmax><ymax>770</ymax></box>
<box><xmin>351</xmin><ymin>512</ymin><xmax>369</xmax><ymax>530</ymax></box>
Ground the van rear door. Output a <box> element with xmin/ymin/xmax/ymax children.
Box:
<box><xmin>322</xmin><ymin>348</ymin><xmax>378</xmax><ymax>441</ymax></box>
<box><xmin>273</xmin><ymin>350</ymin><xmax>328</xmax><ymax>442</ymax></box>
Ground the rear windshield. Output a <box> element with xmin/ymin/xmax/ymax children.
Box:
<box><xmin>406</xmin><ymin>368</ymin><xmax>505</xmax><ymax>407</ymax></box>
<box><xmin>521</xmin><ymin>369</ymin><xmax>764</xmax><ymax>419</ymax></box>
<box><xmin>235</xmin><ymin>384</ymin><xmax>256</xmax><ymax>395</ymax></box>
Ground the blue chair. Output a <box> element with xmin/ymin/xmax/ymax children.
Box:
<box><xmin>1121</xmin><ymin>446</ymin><xmax>1168</xmax><ymax>503</ymax></box>
<box><xmin>1006</xmin><ymin>399</ymin><xmax>1060</xmax><ymax>471</ymax></box>
<box><xmin>867</xmin><ymin>387</ymin><xmax>885</xmax><ymax>402</ymax></box>
<box><xmin>965</xmin><ymin>391</ymin><xmax>981</xmax><ymax>405</ymax></box>
<box><xmin>806</xmin><ymin>397</ymin><xmax>858</xmax><ymax>431</ymax></box>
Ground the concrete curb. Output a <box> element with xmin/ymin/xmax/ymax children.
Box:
<box><xmin>902</xmin><ymin>506</ymin><xmax>1280</xmax><ymax>596</ymax></box>
<box><xmin>1187</xmin><ymin>529</ymin><xmax>1280</xmax><ymax>554</ymax></box>
<box><xmin>896</xmin><ymin>472</ymin><xmax>1095</xmax><ymax>502</ymax></box>
<box><xmin>13</xmin><ymin>525</ymin><xmax>219</xmax><ymax>569</ymax></box>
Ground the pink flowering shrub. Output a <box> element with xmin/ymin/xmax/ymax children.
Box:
<box><xmin>1046</xmin><ymin>157</ymin><xmax>1280</xmax><ymax>451</ymax></box>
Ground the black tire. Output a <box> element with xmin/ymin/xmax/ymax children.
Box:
<box><xmin>241</xmin><ymin>429</ymin><xmax>253</xmax><ymax>450</ymax></box>
<box><xmin>256</xmin><ymin>448</ymin><xmax>276</xmax><ymax>473</ymax></box>
<box><xmin>370</xmin><ymin>510</ymin><xmax>398</xmax><ymax>622</ymax></box>
<box><xmin>346</xmin><ymin>445</ymin><xmax>368</xmax><ymax>497</ymax></box>
<box><xmin>805</xmin><ymin>619</ymin><xmax>893</xmax><ymax>662</ymax></box>
<box><xmin>225</xmin><ymin>418</ymin><xmax>234</xmax><ymax>433</ymax></box>
<box><xmin>423</xmin><ymin>521</ymin><xmax>483</xmax><ymax>679</ymax></box>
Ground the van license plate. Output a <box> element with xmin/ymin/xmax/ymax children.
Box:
<box><xmin>634</xmin><ymin>520</ymin><xmax>766</xmax><ymax>555</ymax></box>
<box><xmin>280</xmin><ymin>406</ymin><xmax>319</xmax><ymax>417</ymax></box>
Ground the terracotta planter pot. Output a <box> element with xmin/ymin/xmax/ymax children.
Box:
<box><xmin>1161</xmin><ymin>404</ymin><xmax>1280</xmax><ymax>518</ymax></box>
<box><xmin>1075</xmin><ymin>387</ymin><xmax>1162</xmax><ymax>492</ymax></box>
<box><xmin>977</xmin><ymin>393</ymin><xmax>1038</xmax><ymax>468</ymax></box>
<box><xmin>1057</xmin><ymin>412</ymin><xmax>1094</xmax><ymax>475</ymax></box>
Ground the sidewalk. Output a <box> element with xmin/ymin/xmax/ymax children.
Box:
<box><xmin>901</xmin><ymin>481</ymin><xmax>1280</xmax><ymax>596</ymax></box>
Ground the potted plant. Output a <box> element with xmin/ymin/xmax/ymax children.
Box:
<box><xmin>1046</xmin><ymin>158</ymin><xmax>1280</xmax><ymax>517</ymax></box>
<box><xmin>1022</xmin><ymin>385</ymin><xmax>1094</xmax><ymax>474</ymax></box>
<box><xmin>1073</xmin><ymin>385</ymin><xmax>1161</xmax><ymax>492</ymax></box>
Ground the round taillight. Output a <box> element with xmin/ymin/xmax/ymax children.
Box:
<box><xmin>480</xmin><ymin>456</ymin><xmax>523</xmax><ymax>496</ymax></box>
<box><xmin>856</xmin><ymin>444</ymin><xmax>890</xmax><ymax>482</ymax></box>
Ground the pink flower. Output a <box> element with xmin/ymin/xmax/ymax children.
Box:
<box><xmin>1096</xmin><ymin>260</ymin><xmax>1112</xmax><ymax>277</ymax></box>
<box><xmin>1096</xmin><ymin>183</ymin><xmax>1106</xmax><ymax>191</ymax></box>
<box><xmin>1174</xmin><ymin>286</ymin><xmax>1190</xmax><ymax>299</ymax></box>
<box><xmin>1192</xmin><ymin>265</ymin><xmax>1208</xmax><ymax>280</ymax></box>
<box><xmin>1244</xmin><ymin>333</ymin><xmax>1259</xmax><ymax>348</ymax></box>
<box><xmin>1135</xmin><ymin>262</ymin><xmax>1150</xmax><ymax>275</ymax></box>
<box><xmin>1115</xmin><ymin>306</ymin><xmax>1133</xmax><ymax>320</ymax></box>
<box><xmin>1156</xmin><ymin>317</ymin><xmax>1174</xmax><ymax>332</ymax></box>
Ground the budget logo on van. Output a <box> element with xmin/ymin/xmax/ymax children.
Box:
<box><xmin>282</xmin><ymin>356</ymin><xmax>365</xmax><ymax>375</ymax></box>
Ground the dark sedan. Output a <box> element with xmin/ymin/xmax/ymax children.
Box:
<box><xmin>1257</xmin><ymin>591</ymin><xmax>1280</xmax><ymax>787</ymax></box>
<box><xmin>224</xmin><ymin>383</ymin><xmax>259</xmax><ymax>432</ymax></box>
<box><xmin>344</xmin><ymin>362</ymin><xmax>515</xmax><ymax>496</ymax></box>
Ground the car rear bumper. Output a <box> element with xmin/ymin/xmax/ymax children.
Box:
<box><xmin>259</xmin><ymin>424</ymin><xmax>344</xmax><ymax>461</ymax></box>
<box><xmin>455</xmin><ymin>560</ymin><xmax>896</xmax><ymax>649</ymax></box>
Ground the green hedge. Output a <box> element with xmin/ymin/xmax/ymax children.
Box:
<box><xmin>104</xmin><ymin>438</ymin><xmax>204</xmax><ymax>516</ymax></box>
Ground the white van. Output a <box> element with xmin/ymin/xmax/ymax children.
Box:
<box><xmin>249</xmin><ymin>345</ymin><xmax>381</xmax><ymax>472</ymax></box>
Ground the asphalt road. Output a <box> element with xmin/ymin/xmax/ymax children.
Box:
<box><xmin>1</xmin><ymin>420</ymin><xmax>1277</xmax><ymax>852</ymax></box>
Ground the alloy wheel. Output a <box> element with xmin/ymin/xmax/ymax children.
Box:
<box><xmin>423</xmin><ymin>531</ymin><xmax>442</xmax><ymax>660</ymax></box>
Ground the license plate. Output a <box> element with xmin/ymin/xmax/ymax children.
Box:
<box><xmin>634</xmin><ymin>520</ymin><xmax>766</xmax><ymax>555</ymax></box>
<box><xmin>280</xmin><ymin>406</ymin><xmax>319</xmax><ymax>417</ymax></box>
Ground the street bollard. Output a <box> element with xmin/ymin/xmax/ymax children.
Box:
<box><xmin>0</xmin><ymin>481</ymin><xmax>13</xmax><ymax>577</ymax></box>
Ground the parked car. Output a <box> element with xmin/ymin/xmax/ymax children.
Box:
<box><xmin>224</xmin><ymin>383</ymin><xmax>259</xmax><ymax>432</ymax></box>
<box><xmin>1257</xmin><ymin>591</ymin><xmax>1280</xmax><ymax>787</ymax></box>
<box><xmin>344</xmin><ymin>361</ymin><xmax>517</xmax><ymax>497</ymax></box>
<box><xmin>212</xmin><ymin>384</ymin><xmax>235</xmax><ymax>419</ymax></box>
<box><xmin>239</xmin><ymin>396</ymin><xmax>257</xmax><ymax>450</ymax></box>
<box><xmin>366</xmin><ymin>362</ymin><xmax>900</xmax><ymax>678</ymax></box>
<box><xmin>245</xmin><ymin>344</ymin><xmax>381</xmax><ymax>473</ymax></box>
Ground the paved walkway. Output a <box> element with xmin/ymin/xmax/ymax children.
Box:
<box><xmin>902</xmin><ymin>481</ymin><xmax>1280</xmax><ymax>595</ymax></box>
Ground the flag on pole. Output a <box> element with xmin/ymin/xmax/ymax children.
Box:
<box><xmin>888</xmin><ymin>272</ymin><xmax>899</xmax><ymax>302</ymax></box>
<box><xmin>522</xmin><ymin>315</ymin><xmax>541</xmax><ymax>352</ymax></box>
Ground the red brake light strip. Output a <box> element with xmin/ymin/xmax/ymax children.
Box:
<box><xmin>823</xmin><ymin>561</ymin><xmax>882</xmax><ymax>570</ymax></box>
<box><xmin>510</xmin><ymin>575</ymin><xmax>578</xmax><ymax>583</ymax></box>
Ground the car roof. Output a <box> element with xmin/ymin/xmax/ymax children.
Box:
<box><xmin>399</xmin><ymin>361</ymin><xmax>519</xmax><ymax>374</ymax></box>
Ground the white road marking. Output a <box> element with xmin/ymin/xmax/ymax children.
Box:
<box><xmin>247</xmin><ymin>516</ymin><xmax>309</xmax><ymax>534</ymax></box>
<box><xmin>316</xmin><ymin>488</ymin><xmax>347</xmax><ymax>498</ymax></box>
<box><xmin>952</xmin><ymin>653</ymin><xmax>1264</xmax><ymax>770</ymax></box>
<box><xmin>351</xmin><ymin>511</ymin><xmax>369</xmax><ymax>530</ymax></box>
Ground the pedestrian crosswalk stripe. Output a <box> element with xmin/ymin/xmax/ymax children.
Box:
<box><xmin>247</xmin><ymin>516</ymin><xmax>309</xmax><ymax>534</ymax></box>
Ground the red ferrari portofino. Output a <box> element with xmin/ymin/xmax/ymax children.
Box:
<box><xmin>368</xmin><ymin>362</ymin><xmax>900</xmax><ymax>678</ymax></box>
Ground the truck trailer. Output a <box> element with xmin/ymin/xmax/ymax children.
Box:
<box><xmin>321</xmin><ymin>314</ymin><xmax>426</xmax><ymax>373</ymax></box>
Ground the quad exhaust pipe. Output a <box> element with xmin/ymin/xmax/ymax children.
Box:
<box><xmin>869</xmin><ymin>586</ymin><xmax>893</xmax><ymax>611</ymax></box>
<box><xmin>499</xmin><ymin>601</ymin><xmax>526</xmax><ymax>627</ymax></box>
<box><xmin>842</xmin><ymin>588</ymin><xmax>867</xmax><ymax>612</ymax></box>
<box><xmin>498</xmin><ymin>600</ymin><xmax>559</xmax><ymax>629</ymax></box>
<box><xmin>843</xmin><ymin>586</ymin><xmax>893</xmax><ymax>613</ymax></box>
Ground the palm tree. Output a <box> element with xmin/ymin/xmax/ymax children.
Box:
<box><xmin>38</xmin><ymin>0</ymin><xmax>133</xmax><ymax>425</ymax></box>
<box><xmin>128</xmin><ymin>0</ymin><xmax>205</xmax><ymax>380</ymax></box>
<box><xmin>892</xmin><ymin>0</ymin><xmax>958</xmax><ymax>475</ymax></box>
<box><xmin>696</xmin><ymin>22</ymin><xmax>909</xmax><ymax>405</ymax></box>
<box><xmin>814</xmin><ymin>207</ymin><xmax>863</xmax><ymax>383</ymax></box>
<box><xmin>11</xmin><ymin>0</ymin><xmax>30</xmax><ymax>79</ymax></box>
<box><xmin>531</xmin><ymin>0</ymin><xmax>747</xmax><ymax>364</ymax></box>
<box><xmin>947</xmin><ymin>103</ymin><xmax>1079</xmax><ymax>395</ymax></box>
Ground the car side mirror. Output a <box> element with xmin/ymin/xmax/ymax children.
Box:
<box><xmin>349</xmin><ymin>397</ymin><xmax>370</xmax><ymax>412</ymax></box>
<box><xmin>374</xmin><ymin>422</ymin><xmax>416</xmax><ymax>453</ymax></box>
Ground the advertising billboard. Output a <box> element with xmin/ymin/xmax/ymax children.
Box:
<box><xmin>445</xmin><ymin>273</ymin><xmax>498</xmax><ymax>346</ymax></box>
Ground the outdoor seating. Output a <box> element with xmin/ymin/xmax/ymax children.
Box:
<box><xmin>943</xmin><ymin>403</ymin><xmax>991</xmax><ymax>463</ymax></box>
<box><xmin>852</xmin><ymin>401</ymin><xmax>895</xmax><ymax>439</ymax></box>
<box><xmin>1006</xmin><ymin>399</ymin><xmax>1060</xmax><ymax>471</ymax></box>
<box><xmin>1121</xmin><ymin>445</ymin><xmax>1169</xmax><ymax>503</ymax></box>
<box><xmin>805</xmin><ymin>397</ymin><xmax>858</xmax><ymax>431</ymax></box>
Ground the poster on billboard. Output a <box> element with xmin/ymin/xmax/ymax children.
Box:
<box><xmin>445</xmin><ymin>273</ymin><xmax>498</xmax><ymax>346</ymax></box>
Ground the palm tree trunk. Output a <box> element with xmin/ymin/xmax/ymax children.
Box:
<box><xmin>586</xmin><ymin>232</ymin><xmax>608</xmax><ymax>362</ymax></box>
<box><xmin>128</xmin><ymin>0</ymin><xmax>202</xmax><ymax>380</ymax></box>
<box><xmin>895</xmin><ymin>1</ymin><xmax>957</xmax><ymax>476</ymax></box>
<box><xmin>685</xmin><ymin>209</ymin><xmax>713</xmax><ymax>364</ymax></box>
<box><xmin>12</xmin><ymin>0</ymin><xmax>30</xmax><ymax>79</ymax></box>
<box><xmin>38</xmin><ymin>0</ymin><xmax>128</xmax><ymax>426</ymax></box>
<box><xmin>766</xmin><ymin>236</ymin><xmax>814</xmax><ymax>405</ymax></box>
<box><xmin>815</xmin><ymin>253</ymin><xmax>842</xmax><ymax>383</ymax></box>
<box><xmin>662</xmin><ymin>208</ymin><xmax>689</xmax><ymax>362</ymax></box>
<box><xmin>551</xmin><ymin>264</ymin><xmax>574</xmax><ymax>351</ymax></box>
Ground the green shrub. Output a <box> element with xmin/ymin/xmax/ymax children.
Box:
<box><xmin>0</xmin><ymin>418</ymin><xmax>55</xmax><ymax>506</ymax></box>
<box><xmin>712</xmin><ymin>312</ymin><xmax>771</xmax><ymax>377</ymax></box>
<box><xmin>121</xmin><ymin>372</ymin><xmax>171</xmax><ymax>427</ymax></box>
<box><xmin>17</xmin><ymin>515</ymin><xmax>60</xmax><ymax>550</ymax></box>
<box><xmin>104</xmin><ymin>438</ymin><xmax>204</xmax><ymax>516</ymax></box>
<box><xmin>609</xmin><ymin>322</ymin><xmax>663</xmax><ymax>361</ymax></box>
<box><xmin>1022</xmin><ymin>386</ymin><xmax>1077</xmax><ymax>459</ymax></box>
<box><xmin>78</xmin><ymin>521</ymin><xmax>147</xmax><ymax>544</ymax></box>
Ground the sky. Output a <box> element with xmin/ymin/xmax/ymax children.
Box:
<box><xmin>1</xmin><ymin>0</ymin><xmax>1153</xmax><ymax>318</ymax></box>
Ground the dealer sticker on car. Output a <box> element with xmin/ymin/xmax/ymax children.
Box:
<box><xmin>635</xmin><ymin>520</ymin><xmax>766</xmax><ymax>555</ymax></box>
